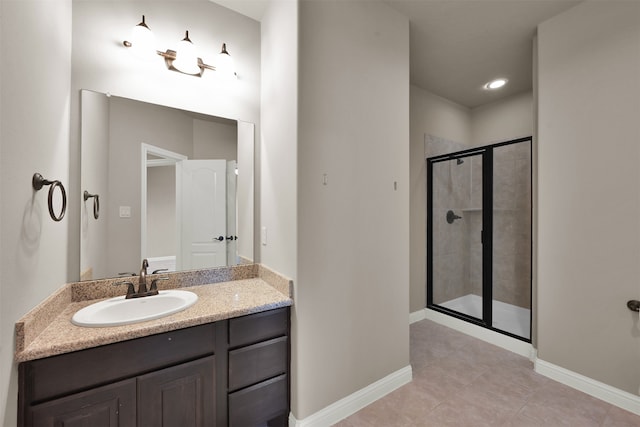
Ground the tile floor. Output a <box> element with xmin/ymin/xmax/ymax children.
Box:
<box><xmin>334</xmin><ymin>319</ymin><xmax>640</xmax><ymax>426</ymax></box>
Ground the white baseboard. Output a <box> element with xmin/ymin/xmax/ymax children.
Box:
<box><xmin>409</xmin><ymin>309</ymin><xmax>426</xmax><ymax>324</ymax></box>
<box><xmin>423</xmin><ymin>308</ymin><xmax>536</xmax><ymax>360</ymax></box>
<box><xmin>535</xmin><ymin>359</ymin><xmax>640</xmax><ymax>416</ymax></box>
<box><xmin>288</xmin><ymin>365</ymin><xmax>413</xmax><ymax>427</ymax></box>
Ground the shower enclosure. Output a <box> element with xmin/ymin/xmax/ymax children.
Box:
<box><xmin>427</xmin><ymin>137</ymin><xmax>532</xmax><ymax>341</ymax></box>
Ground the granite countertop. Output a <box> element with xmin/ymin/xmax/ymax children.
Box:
<box><xmin>15</xmin><ymin>264</ymin><xmax>293</xmax><ymax>363</ymax></box>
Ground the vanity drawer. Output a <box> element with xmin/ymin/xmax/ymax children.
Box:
<box><xmin>228</xmin><ymin>374</ymin><xmax>288</xmax><ymax>427</ymax></box>
<box><xmin>228</xmin><ymin>336</ymin><xmax>288</xmax><ymax>391</ymax></box>
<box><xmin>228</xmin><ymin>308</ymin><xmax>288</xmax><ymax>348</ymax></box>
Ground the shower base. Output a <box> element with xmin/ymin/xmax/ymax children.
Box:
<box><xmin>438</xmin><ymin>294</ymin><xmax>530</xmax><ymax>340</ymax></box>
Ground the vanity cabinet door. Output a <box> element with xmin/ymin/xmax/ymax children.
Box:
<box><xmin>28</xmin><ymin>378</ymin><xmax>136</xmax><ymax>427</ymax></box>
<box><xmin>137</xmin><ymin>356</ymin><xmax>215</xmax><ymax>427</ymax></box>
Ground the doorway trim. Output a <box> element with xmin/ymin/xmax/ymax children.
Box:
<box><xmin>140</xmin><ymin>143</ymin><xmax>187</xmax><ymax>261</ymax></box>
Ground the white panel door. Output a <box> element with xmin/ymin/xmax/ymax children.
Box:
<box><xmin>177</xmin><ymin>159</ymin><xmax>227</xmax><ymax>270</ymax></box>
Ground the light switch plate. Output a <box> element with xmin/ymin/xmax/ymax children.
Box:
<box><xmin>119</xmin><ymin>206</ymin><xmax>131</xmax><ymax>218</ymax></box>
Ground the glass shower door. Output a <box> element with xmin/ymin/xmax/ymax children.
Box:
<box><xmin>491</xmin><ymin>141</ymin><xmax>532</xmax><ymax>339</ymax></box>
<box><xmin>428</xmin><ymin>153</ymin><xmax>484</xmax><ymax>322</ymax></box>
<box><xmin>427</xmin><ymin>137</ymin><xmax>532</xmax><ymax>342</ymax></box>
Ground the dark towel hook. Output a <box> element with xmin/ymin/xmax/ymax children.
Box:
<box><xmin>84</xmin><ymin>190</ymin><xmax>100</xmax><ymax>219</ymax></box>
<box><xmin>32</xmin><ymin>173</ymin><xmax>67</xmax><ymax>222</ymax></box>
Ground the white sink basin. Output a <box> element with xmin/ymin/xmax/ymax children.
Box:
<box><xmin>72</xmin><ymin>290</ymin><xmax>198</xmax><ymax>327</ymax></box>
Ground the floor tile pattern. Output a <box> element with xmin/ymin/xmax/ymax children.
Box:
<box><xmin>334</xmin><ymin>320</ymin><xmax>640</xmax><ymax>426</ymax></box>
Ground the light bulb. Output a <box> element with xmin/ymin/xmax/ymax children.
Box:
<box><xmin>216</xmin><ymin>43</ymin><xmax>236</xmax><ymax>79</ymax></box>
<box><xmin>128</xmin><ymin>15</ymin><xmax>156</xmax><ymax>61</ymax></box>
<box><xmin>172</xmin><ymin>31</ymin><xmax>201</xmax><ymax>75</ymax></box>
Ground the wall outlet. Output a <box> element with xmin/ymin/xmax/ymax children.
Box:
<box><xmin>261</xmin><ymin>226</ymin><xmax>267</xmax><ymax>246</ymax></box>
<box><xmin>119</xmin><ymin>206</ymin><xmax>131</xmax><ymax>218</ymax></box>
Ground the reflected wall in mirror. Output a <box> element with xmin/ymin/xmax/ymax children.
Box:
<box><xmin>80</xmin><ymin>90</ymin><xmax>254</xmax><ymax>281</ymax></box>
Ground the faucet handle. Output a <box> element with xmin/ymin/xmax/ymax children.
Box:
<box><xmin>152</xmin><ymin>268</ymin><xmax>168</xmax><ymax>274</ymax></box>
<box><xmin>115</xmin><ymin>281</ymin><xmax>136</xmax><ymax>298</ymax></box>
<box><xmin>150</xmin><ymin>276</ymin><xmax>169</xmax><ymax>292</ymax></box>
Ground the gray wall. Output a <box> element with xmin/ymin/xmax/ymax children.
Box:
<box><xmin>260</xmin><ymin>0</ymin><xmax>300</xmax><ymax>414</ymax></box>
<box><xmin>81</xmin><ymin>90</ymin><xmax>110</xmax><ymax>279</ymax></box>
<box><xmin>193</xmin><ymin>119</ymin><xmax>237</xmax><ymax>160</ymax></box>
<box><xmin>0</xmin><ymin>2</ymin><xmax>72</xmax><ymax>424</ymax></box>
<box><xmin>262</xmin><ymin>0</ymin><xmax>412</xmax><ymax>420</ymax></box>
<box><xmin>537</xmin><ymin>0</ymin><xmax>640</xmax><ymax>396</ymax></box>
<box><xmin>471</xmin><ymin>92</ymin><xmax>533</xmax><ymax>146</ymax></box>
<box><xmin>147</xmin><ymin>165</ymin><xmax>176</xmax><ymax>258</ymax></box>
<box><xmin>295</xmin><ymin>0</ymin><xmax>411</xmax><ymax>418</ymax></box>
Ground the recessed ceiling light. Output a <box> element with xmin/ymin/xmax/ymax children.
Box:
<box><xmin>484</xmin><ymin>78</ymin><xmax>508</xmax><ymax>90</ymax></box>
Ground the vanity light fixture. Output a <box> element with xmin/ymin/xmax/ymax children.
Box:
<box><xmin>122</xmin><ymin>15</ymin><xmax>236</xmax><ymax>78</ymax></box>
<box><xmin>484</xmin><ymin>78</ymin><xmax>508</xmax><ymax>90</ymax></box>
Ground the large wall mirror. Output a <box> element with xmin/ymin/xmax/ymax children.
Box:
<box><xmin>80</xmin><ymin>89</ymin><xmax>254</xmax><ymax>281</ymax></box>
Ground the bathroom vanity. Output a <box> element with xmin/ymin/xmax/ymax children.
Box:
<box><xmin>15</xmin><ymin>265</ymin><xmax>292</xmax><ymax>427</ymax></box>
<box><xmin>19</xmin><ymin>307</ymin><xmax>289</xmax><ymax>426</ymax></box>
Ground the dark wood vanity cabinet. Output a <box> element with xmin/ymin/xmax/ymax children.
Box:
<box><xmin>228</xmin><ymin>308</ymin><xmax>290</xmax><ymax>427</ymax></box>
<box><xmin>18</xmin><ymin>307</ymin><xmax>290</xmax><ymax>427</ymax></box>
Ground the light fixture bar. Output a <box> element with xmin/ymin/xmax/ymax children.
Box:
<box><xmin>157</xmin><ymin>49</ymin><xmax>215</xmax><ymax>77</ymax></box>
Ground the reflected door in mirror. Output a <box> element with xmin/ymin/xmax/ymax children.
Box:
<box><xmin>177</xmin><ymin>159</ymin><xmax>228</xmax><ymax>270</ymax></box>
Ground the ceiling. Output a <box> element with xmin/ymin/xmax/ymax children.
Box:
<box><xmin>214</xmin><ymin>0</ymin><xmax>582</xmax><ymax>108</ymax></box>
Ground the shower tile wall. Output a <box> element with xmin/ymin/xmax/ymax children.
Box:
<box><xmin>427</xmin><ymin>135</ymin><xmax>469</xmax><ymax>305</ymax></box>
<box><xmin>432</xmin><ymin>159</ymin><xmax>469</xmax><ymax>304</ymax></box>
<box><xmin>492</xmin><ymin>142</ymin><xmax>531</xmax><ymax>308</ymax></box>
<box><xmin>464</xmin><ymin>142</ymin><xmax>531</xmax><ymax>309</ymax></box>
<box><xmin>468</xmin><ymin>155</ymin><xmax>483</xmax><ymax>298</ymax></box>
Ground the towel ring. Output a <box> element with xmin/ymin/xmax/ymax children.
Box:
<box><xmin>32</xmin><ymin>173</ymin><xmax>67</xmax><ymax>222</ymax></box>
<box><xmin>84</xmin><ymin>190</ymin><xmax>100</xmax><ymax>219</ymax></box>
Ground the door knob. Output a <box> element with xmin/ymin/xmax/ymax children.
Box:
<box><xmin>212</xmin><ymin>236</ymin><xmax>224</xmax><ymax>241</ymax></box>
<box><xmin>627</xmin><ymin>300</ymin><xmax>640</xmax><ymax>312</ymax></box>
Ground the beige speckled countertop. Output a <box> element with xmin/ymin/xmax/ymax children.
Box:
<box><xmin>15</xmin><ymin>264</ymin><xmax>293</xmax><ymax>363</ymax></box>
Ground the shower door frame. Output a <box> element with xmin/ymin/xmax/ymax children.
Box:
<box><xmin>426</xmin><ymin>136</ymin><xmax>532</xmax><ymax>343</ymax></box>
